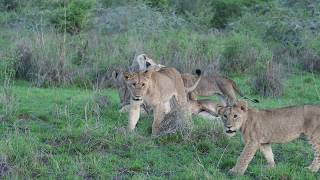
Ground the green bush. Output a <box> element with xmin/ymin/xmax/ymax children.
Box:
<box><xmin>210</xmin><ymin>0</ymin><xmax>243</xmax><ymax>29</ymax></box>
<box><xmin>50</xmin><ymin>0</ymin><xmax>95</xmax><ymax>34</ymax></box>
<box><xmin>219</xmin><ymin>33</ymin><xmax>272</xmax><ymax>75</ymax></box>
<box><xmin>145</xmin><ymin>0</ymin><xmax>169</xmax><ymax>9</ymax></box>
<box><xmin>0</xmin><ymin>0</ymin><xmax>19</xmax><ymax>11</ymax></box>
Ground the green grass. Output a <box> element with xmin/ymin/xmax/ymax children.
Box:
<box><xmin>0</xmin><ymin>73</ymin><xmax>320</xmax><ymax>179</ymax></box>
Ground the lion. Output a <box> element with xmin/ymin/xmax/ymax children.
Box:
<box><xmin>132</xmin><ymin>53</ymin><xmax>258</xmax><ymax>106</ymax></box>
<box><xmin>123</xmin><ymin>66</ymin><xmax>201</xmax><ymax>135</ymax></box>
<box><xmin>112</xmin><ymin>66</ymin><xmax>201</xmax><ymax>114</ymax></box>
<box><xmin>182</xmin><ymin>73</ymin><xmax>259</xmax><ymax>106</ymax></box>
<box><xmin>217</xmin><ymin>100</ymin><xmax>320</xmax><ymax>176</ymax></box>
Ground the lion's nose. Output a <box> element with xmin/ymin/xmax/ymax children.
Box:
<box><xmin>226</xmin><ymin>125</ymin><xmax>232</xmax><ymax>129</ymax></box>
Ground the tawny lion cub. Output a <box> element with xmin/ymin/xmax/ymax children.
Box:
<box><xmin>218</xmin><ymin>100</ymin><xmax>320</xmax><ymax>176</ymax></box>
<box><xmin>123</xmin><ymin>67</ymin><xmax>196</xmax><ymax>135</ymax></box>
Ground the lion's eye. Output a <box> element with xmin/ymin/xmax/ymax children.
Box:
<box><xmin>133</xmin><ymin>83</ymin><xmax>136</xmax><ymax>86</ymax></box>
<box><xmin>234</xmin><ymin>115</ymin><xmax>238</xmax><ymax>118</ymax></box>
<box><xmin>141</xmin><ymin>83</ymin><xmax>145</xmax><ymax>87</ymax></box>
<box><xmin>223</xmin><ymin>114</ymin><xmax>227</xmax><ymax>118</ymax></box>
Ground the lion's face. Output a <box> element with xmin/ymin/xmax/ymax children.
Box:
<box><xmin>123</xmin><ymin>70</ymin><xmax>153</xmax><ymax>102</ymax></box>
<box><xmin>218</xmin><ymin>101</ymin><xmax>248</xmax><ymax>137</ymax></box>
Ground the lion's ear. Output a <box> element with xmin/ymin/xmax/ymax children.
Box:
<box><xmin>146</xmin><ymin>61</ymin><xmax>151</xmax><ymax>68</ymax></box>
<box><xmin>123</xmin><ymin>72</ymin><xmax>133</xmax><ymax>81</ymax></box>
<box><xmin>237</xmin><ymin>100</ymin><xmax>248</xmax><ymax>112</ymax></box>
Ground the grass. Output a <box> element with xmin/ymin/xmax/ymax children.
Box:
<box><xmin>0</xmin><ymin>73</ymin><xmax>320</xmax><ymax>179</ymax></box>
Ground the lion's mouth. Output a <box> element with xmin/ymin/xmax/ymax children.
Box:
<box><xmin>132</xmin><ymin>97</ymin><xmax>143</xmax><ymax>101</ymax></box>
<box><xmin>226</xmin><ymin>129</ymin><xmax>236</xmax><ymax>134</ymax></box>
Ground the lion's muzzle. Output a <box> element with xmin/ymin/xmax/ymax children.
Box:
<box><xmin>132</xmin><ymin>96</ymin><xmax>143</xmax><ymax>101</ymax></box>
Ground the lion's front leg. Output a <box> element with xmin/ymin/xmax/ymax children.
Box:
<box><xmin>128</xmin><ymin>101</ymin><xmax>142</xmax><ymax>131</ymax></box>
<box><xmin>229</xmin><ymin>142</ymin><xmax>259</xmax><ymax>176</ymax></box>
<box><xmin>152</xmin><ymin>105</ymin><xmax>165</xmax><ymax>136</ymax></box>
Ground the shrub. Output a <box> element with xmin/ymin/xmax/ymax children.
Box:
<box><xmin>145</xmin><ymin>0</ymin><xmax>169</xmax><ymax>9</ymax></box>
<box><xmin>300</xmin><ymin>48</ymin><xmax>320</xmax><ymax>73</ymax></box>
<box><xmin>94</xmin><ymin>3</ymin><xmax>188</xmax><ymax>35</ymax></box>
<box><xmin>0</xmin><ymin>0</ymin><xmax>19</xmax><ymax>11</ymax></box>
<box><xmin>14</xmin><ymin>45</ymin><xmax>33</xmax><ymax>80</ymax></box>
<box><xmin>219</xmin><ymin>33</ymin><xmax>272</xmax><ymax>75</ymax></box>
<box><xmin>250</xmin><ymin>61</ymin><xmax>285</xmax><ymax>97</ymax></box>
<box><xmin>50</xmin><ymin>0</ymin><xmax>95</xmax><ymax>34</ymax></box>
<box><xmin>210</xmin><ymin>0</ymin><xmax>243</xmax><ymax>29</ymax></box>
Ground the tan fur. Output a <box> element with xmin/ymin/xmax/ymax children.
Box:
<box><xmin>218</xmin><ymin>100</ymin><xmax>320</xmax><ymax>175</ymax></box>
<box><xmin>189</xmin><ymin>99</ymin><xmax>219</xmax><ymax>116</ymax></box>
<box><xmin>182</xmin><ymin>73</ymin><xmax>257</xmax><ymax>106</ymax></box>
<box><xmin>123</xmin><ymin>67</ymin><xmax>191</xmax><ymax>135</ymax></box>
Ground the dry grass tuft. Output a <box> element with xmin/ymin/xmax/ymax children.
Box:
<box><xmin>250</xmin><ymin>61</ymin><xmax>285</xmax><ymax>97</ymax></box>
<box><xmin>159</xmin><ymin>97</ymin><xmax>193</xmax><ymax>138</ymax></box>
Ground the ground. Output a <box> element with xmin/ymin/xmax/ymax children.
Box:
<box><xmin>0</xmin><ymin>73</ymin><xmax>320</xmax><ymax>179</ymax></box>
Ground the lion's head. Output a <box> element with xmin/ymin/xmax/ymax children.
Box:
<box><xmin>123</xmin><ymin>69</ymin><xmax>155</xmax><ymax>102</ymax></box>
<box><xmin>218</xmin><ymin>100</ymin><xmax>248</xmax><ymax>137</ymax></box>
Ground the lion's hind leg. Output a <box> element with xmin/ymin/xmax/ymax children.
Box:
<box><xmin>260</xmin><ymin>144</ymin><xmax>275</xmax><ymax>168</ymax></box>
<box><xmin>307</xmin><ymin>136</ymin><xmax>320</xmax><ymax>172</ymax></box>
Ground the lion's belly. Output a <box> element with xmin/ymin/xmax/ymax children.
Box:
<box><xmin>261</xmin><ymin>124</ymin><xmax>303</xmax><ymax>144</ymax></box>
<box><xmin>268</xmin><ymin>132</ymin><xmax>302</xmax><ymax>143</ymax></box>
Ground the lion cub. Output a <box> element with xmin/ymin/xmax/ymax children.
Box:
<box><xmin>123</xmin><ymin>67</ymin><xmax>195</xmax><ymax>135</ymax></box>
<box><xmin>218</xmin><ymin>100</ymin><xmax>320</xmax><ymax>175</ymax></box>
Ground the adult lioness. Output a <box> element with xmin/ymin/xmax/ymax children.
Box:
<box><xmin>123</xmin><ymin>67</ymin><xmax>200</xmax><ymax>135</ymax></box>
<box><xmin>217</xmin><ymin>100</ymin><xmax>320</xmax><ymax>176</ymax></box>
<box><xmin>112</xmin><ymin>67</ymin><xmax>201</xmax><ymax>113</ymax></box>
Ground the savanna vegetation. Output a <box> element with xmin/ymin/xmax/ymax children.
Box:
<box><xmin>0</xmin><ymin>0</ymin><xmax>320</xmax><ymax>179</ymax></box>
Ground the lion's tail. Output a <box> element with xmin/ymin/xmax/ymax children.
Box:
<box><xmin>185</xmin><ymin>69</ymin><xmax>202</xmax><ymax>93</ymax></box>
<box><xmin>232</xmin><ymin>80</ymin><xmax>259</xmax><ymax>103</ymax></box>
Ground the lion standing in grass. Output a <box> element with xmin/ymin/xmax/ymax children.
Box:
<box><xmin>123</xmin><ymin>67</ymin><xmax>200</xmax><ymax>135</ymax></box>
<box><xmin>217</xmin><ymin>100</ymin><xmax>320</xmax><ymax>175</ymax></box>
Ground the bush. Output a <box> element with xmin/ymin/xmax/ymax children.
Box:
<box><xmin>250</xmin><ymin>61</ymin><xmax>285</xmax><ymax>97</ymax></box>
<box><xmin>300</xmin><ymin>48</ymin><xmax>320</xmax><ymax>73</ymax></box>
<box><xmin>210</xmin><ymin>0</ymin><xmax>243</xmax><ymax>29</ymax></box>
<box><xmin>94</xmin><ymin>3</ymin><xmax>188</xmax><ymax>35</ymax></box>
<box><xmin>0</xmin><ymin>0</ymin><xmax>19</xmax><ymax>11</ymax></box>
<box><xmin>219</xmin><ymin>33</ymin><xmax>272</xmax><ymax>75</ymax></box>
<box><xmin>14</xmin><ymin>45</ymin><xmax>33</xmax><ymax>80</ymax></box>
<box><xmin>50</xmin><ymin>0</ymin><xmax>95</xmax><ymax>34</ymax></box>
